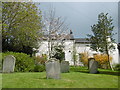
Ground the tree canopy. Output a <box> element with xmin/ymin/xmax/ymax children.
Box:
<box><xmin>88</xmin><ymin>13</ymin><xmax>115</xmax><ymax>53</ymax></box>
<box><xmin>2</xmin><ymin>2</ymin><xmax>42</xmax><ymax>55</ymax></box>
<box><xmin>41</xmin><ymin>7</ymin><xmax>69</xmax><ymax>60</ymax></box>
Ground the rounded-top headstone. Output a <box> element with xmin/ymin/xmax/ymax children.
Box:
<box><xmin>88</xmin><ymin>58</ymin><xmax>98</xmax><ymax>74</ymax></box>
<box><xmin>3</xmin><ymin>55</ymin><xmax>16</xmax><ymax>73</ymax></box>
<box><xmin>45</xmin><ymin>58</ymin><xmax>60</xmax><ymax>79</ymax></box>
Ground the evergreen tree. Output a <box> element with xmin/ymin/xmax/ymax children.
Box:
<box><xmin>87</xmin><ymin>13</ymin><xmax>116</xmax><ymax>70</ymax></box>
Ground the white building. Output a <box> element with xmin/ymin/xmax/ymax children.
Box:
<box><xmin>36</xmin><ymin>32</ymin><xmax>119</xmax><ymax>66</ymax></box>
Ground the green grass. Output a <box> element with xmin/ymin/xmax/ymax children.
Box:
<box><xmin>2</xmin><ymin>67</ymin><xmax>119</xmax><ymax>88</ymax></box>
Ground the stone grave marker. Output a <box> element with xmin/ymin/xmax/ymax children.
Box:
<box><xmin>88</xmin><ymin>58</ymin><xmax>98</xmax><ymax>74</ymax></box>
<box><xmin>3</xmin><ymin>55</ymin><xmax>16</xmax><ymax>73</ymax></box>
<box><xmin>45</xmin><ymin>58</ymin><xmax>60</xmax><ymax>79</ymax></box>
<box><xmin>60</xmin><ymin>61</ymin><xmax>69</xmax><ymax>73</ymax></box>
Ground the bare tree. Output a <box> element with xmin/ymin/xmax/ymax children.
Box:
<box><xmin>41</xmin><ymin>7</ymin><xmax>69</xmax><ymax>60</ymax></box>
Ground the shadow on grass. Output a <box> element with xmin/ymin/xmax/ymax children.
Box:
<box><xmin>74</xmin><ymin>70</ymin><xmax>120</xmax><ymax>76</ymax></box>
<box><xmin>71</xmin><ymin>68</ymin><xmax>120</xmax><ymax>76</ymax></box>
<box><xmin>99</xmin><ymin>71</ymin><xmax>120</xmax><ymax>76</ymax></box>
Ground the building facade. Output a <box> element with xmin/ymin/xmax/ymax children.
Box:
<box><xmin>36</xmin><ymin>33</ymin><xmax>119</xmax><ymax>66</ymax></box>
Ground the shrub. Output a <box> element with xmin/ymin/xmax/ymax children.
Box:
<box><xmin>79</xmin><ymin>52</ymin><xmax>89</xmax><ymax>66</ymax></box>
<box><xmin>52</xmin><ymin>45</ymin><xmax>65</xmax><ymax>62</ymax></box>
<box><xmin>34</xmin><ymin>54</ymin><xmax>47</xmax><ymax>65</ymax></box>
<box><xmin>94</xmin><ymin>54</ymin><xmax>112</xmax><ymax>69</ymax></box>
<box><xmin>34</xmin><ymin>65</ymin><xmax>45</xmax><ymax>72</ymax></box>
<box><xmin>113</xmin><ymin>64</ymin><xmax>120</xmax><ymax>71</ymax></box>
<box><xmin>1</xmin><ymin>52</ymin><xmax>34</xmax><ymax>72</ymax></box>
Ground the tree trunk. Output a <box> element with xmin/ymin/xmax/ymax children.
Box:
<box><xmin>48</xmin><ymin>41</ymin><xmax>51</xmax><ymax>60</ymax></box>
<box><xmin>73</xmin><ymin>43</ymin><xmax>76</xmax><ymax>66</ymax></box>
<box><xmin>105</xmin><ymin>38</ymin><xmax>114</xmax><ymax>70</ymax></box>
<box><xmin>106</xmin><ymin>50</ymin><xmax>114</xmax><ymax>71</ymax></box>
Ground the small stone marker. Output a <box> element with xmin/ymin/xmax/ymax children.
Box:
<box><xmin>88</xmin><ymin>58</ymin><xmax>98</xmax><ymax>74</ymax></box>
<box><xmin>60</xmin><ymin>61</ymin><xmax>69</xmax><ymax>73</ymax></box>
<box><xmin>3</xmin><ymin>55</ymin><xmax>16</xmax><ymax>73</ymax></box>
<box><xmin>45</xmin><ymin>58</ymin><xmax>60</xmax><ymax>79</ymax></box>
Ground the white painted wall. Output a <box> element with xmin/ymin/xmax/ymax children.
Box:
<box><xmin>64</xmin><ymin>40</ymin><xmax>74</xmax><ymax>65</ymax></box>
<box><xmin>110</xmin><ymin>43</ymin><xmax>119</xmax><ymax>65</ymax></box>
<box><xmin>36</xmin><ymin>41</ymin><xmax>49</xmax><ymax>57</ymax></box>
<box><xmin>36</xmin><ymin>40</ymin><xmax>119</xmax><ymax>66</ymax></box>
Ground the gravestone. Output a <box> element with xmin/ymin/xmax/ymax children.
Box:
<box><xmin>45</xmin><ymin>58</ymin><xmax>60</xmax><ymax>79</ymax></box>
<box><xmin>3</xmin><ymin>55</ymin><xmax>16</xmax><ymax>73</ymax></box>
<box><xmin>60</xmin><ymin>61</ymin><xmax>69</xmax><ymax>73</ymax></box>
<box><xmin>88</xmin><ymin>58</ymin><xmax>98</xmax><ymax>74</ymax></box>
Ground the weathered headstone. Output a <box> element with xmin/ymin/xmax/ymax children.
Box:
<box><xmin>45</xmin><ymin>58</ymin><xmax>60</xmax><ymax>79</ymax></box>
<box><xmin>3</xmin><ymin>55</ymin><xmax>16</xmax><ymax>73</ymax></box>
<box><xmin>60</xmin><ymin>61</ymin><xmax>69</xmax><ymax>73</ymax></box>
<box><xmin>88</xmin><ymin>58</ymin><xmax>98</xmax><ymax>74</ymax></box>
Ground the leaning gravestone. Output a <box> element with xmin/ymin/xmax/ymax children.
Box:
<box><xmin>3</xmin><ymin>55</ymin><xmax>16</xmax><ymax>73</ymax></box>
<box><xmin>60</xmin><ymin>61</ymin><xmax>69</xmax><ymax>73</ymax></box>
<box><xmin>88</xmin><ymin>58</ymin><xmax>98</xmax><ymax>74</ymax></box>
<box><xmin>45</xmin><ymin>58</ymin><xmax>60</xmax><ymax>79</ymax></box>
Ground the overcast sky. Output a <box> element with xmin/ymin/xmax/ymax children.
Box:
<box><xmin>37</xmin><ymin>2</ymin><xmax>118</xmax><ymax>43</ymax></box>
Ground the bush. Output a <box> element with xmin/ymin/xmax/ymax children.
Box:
<box><xmin>79</xmin><ymin>52</ymin><xmax>89</xmax><ymax>66</ymax></box>
<box><xmin>1</xmin><ymin>52</ymin><xmax>34</xmax><ymax>72</ymax></box>
<box><xmin>34</xmin><ymin>55</ymin><xmax>47</xmax><ymax>65</ymax></box>
<box><xmin>113</xmin><ymin>64</ymin><xmax>120</xmax><ymax>71</ymax></box>
<box><xmin>34</xmin><ymin>65</ymin><xmax>45</xmax><ymax>72</ymax></box>
<box><xmin>52</xmin><ymin>45</ymin><xmax>65</xmax><ymax>62</ymax></box>
<box><xmin>94</xmin><ymin>54</ymin><xmax>112</xmax><ymax>69</ymax></box>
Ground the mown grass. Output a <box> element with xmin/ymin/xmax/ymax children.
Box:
<box><xmin>2</xmin><ymin>66</ymin><xmax>119</xmax><ymax>88</ymax></box>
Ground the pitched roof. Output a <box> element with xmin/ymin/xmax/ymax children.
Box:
<box><xmin>40</xmin><ymin>33</ymin><xmax>74</xmax><ymax>40</ymax></box>
<box><xmin>74</xmin><ymin>38</ymin><xmax>90</xmax><ymax>43</ymax></box>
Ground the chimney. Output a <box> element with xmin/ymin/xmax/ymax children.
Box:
<box><xmin>70</xmin><ymin>30</ymin><xmax>73</xmax><ymax>34</ymax></box>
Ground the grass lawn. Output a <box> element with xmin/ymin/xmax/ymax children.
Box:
<box><xmin>2</xmin><ymin>67</ymin><xmax>119</xmax><ymax>88</ymax></box>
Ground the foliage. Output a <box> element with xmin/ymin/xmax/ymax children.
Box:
<box><xmin>2</xmin><ymin>52</ymin><xmax>34</xmax><ymax>72</ymax></box>
<box><xmin>52</xmin><ymin>45</ymin><xmax>65</xmax><ymax>62</ymax></box>
<box><xmin>2</xmin><ymin>2</ymin><xmax>42</xmax><ymax>55</ymax></box>
<box><xmin>94</xmin><ymin>54</ymin><xmax>112</xmax><ymax>69</ymax></box>
<box><xmin>34</xmin><ymin>54</ymin><xmax>47</xmax><ymax>65</ymax></box>
<box><xmin>79</xmin><ymin>52</ymin><xmax>89</xmax><ymax>66</ymax></box>
<box><xmin>34</xmin><ymin>65</ymin><xmax>45</xmax><ymax>72</ymax></box>
<box><xmin>113</xmin><ymin>64</ymin><xmax>120</xmax><ymax>71</ymax></box>
<box><xmin>87</xmin><ymin>13</ymin><xmax>115</xmax><ymax>53</ymax></box>
<box><xmin>87</xmin><ymin>13</ymin><xmax>115</xmax><ymax>69</ymax></box>
<box><xmin>94</xmin><ymin>54</ymin><xmax>112</xmax><ymax>64</ymax></box>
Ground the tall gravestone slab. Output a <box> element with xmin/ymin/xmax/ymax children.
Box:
<box><xmin>88</xmin><ymin>58</ymin><xmax>98</xmax><ymax>74</ymax></box>
<box><xmin>60</xmin><ymin>61</ymin><xmax>69</xmax><ymax>73</ymax></box>
<box><xmin>45</xmin><ymin>59</ymin><xmax>60</xmax><ymax>79</ymax></box>
<box><xmin>3</xmin><ymin>55</ymin><xmax>16</xmax><ymax>73</ymax></box>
